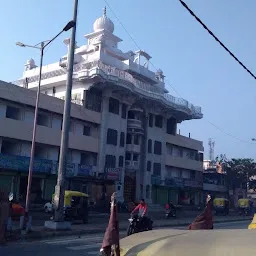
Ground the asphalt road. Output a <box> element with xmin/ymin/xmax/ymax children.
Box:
<box><xmin>1</xmin><ymin>220</ymin><xmax>251</xmax><ymax>256</ymax></box>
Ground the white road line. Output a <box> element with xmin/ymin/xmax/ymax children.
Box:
<box><xmin>44</xmin><ymin>237</ymin><xmax>102</xmax><ymax>245</ymax></box>
<box><xmin>67</xmin><ymin>242</ymin><xmax>101</xmax><ymax>251</ymax></box>
<box><xmin>87</xmin><ymin>252</ymin><xmax>101</xmax><ymax>255</ymax></box>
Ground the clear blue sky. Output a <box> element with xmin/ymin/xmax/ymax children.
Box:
<box><xmin>1</xmin><ymin>0</ymin><xmax>256</xmax><ymax>160</ymax></box>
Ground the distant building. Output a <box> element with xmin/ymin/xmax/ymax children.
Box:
<box><xmin>4</xmin><ymin>9</ymin><xmax>204</xmax><ymax>205</ymax></box>
<box><xmin>203</xmin><ymin>160</ymin><xmax>228</xmax><ymax>199</ymax></box>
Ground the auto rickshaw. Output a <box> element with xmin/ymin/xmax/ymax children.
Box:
<box><xmin>238</xmin><ymin>198</ymin><xmax>252</xmax><ymax>216</ymax></box>
<box><xmin>52</xmin><ymin>190</ymin><xmax>89</xmax><ymax>223</ymax></box>
<box><xmin>213</xmin><ymin>198</ymin><xmax>229</xmax><ymax>216</ymax></box>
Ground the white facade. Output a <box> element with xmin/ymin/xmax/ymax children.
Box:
<box><xmin>11</xmin><ymin>9</ymin><xmax>204</xmax><ymax>205</ymax></box>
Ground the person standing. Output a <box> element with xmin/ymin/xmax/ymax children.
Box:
<box><xmin>0</xmin><ymin>189</ymin><xmax>10</xmax><ymax>245</ymax></box>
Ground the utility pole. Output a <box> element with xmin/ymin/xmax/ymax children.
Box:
<box><xmin>16</xmin><ymin>21</ymin><xmax>75</xmax><ymax>232</ymax></box>
<box><xmin>53</xmin><ymin>0</ymin><xmax>79</xmax><ymax>223</ymax></box>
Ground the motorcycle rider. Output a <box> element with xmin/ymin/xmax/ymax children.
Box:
<box><xmin>165</xmin><ymin>201</ymin><xmax>176</xmax><ymax>216</ymax></box>
<box><xmin>131</xmin><ymin>199</ymin><xmax>149</xmax><ymax>230</ymax></box>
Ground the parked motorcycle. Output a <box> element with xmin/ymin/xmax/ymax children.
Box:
<box><xmin>127</xmin><ymin>215</ymin><xmax>153</xmax><ymax>236</ymax></box>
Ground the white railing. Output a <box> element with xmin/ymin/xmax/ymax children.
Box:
<box><xmin>125</xmin><ymin>160</ymin><xmax>139</xmax><ymax>167</ymax></box>
<box><xmin>127</xmin><ymin>119</ymin><xmax>142</xmax><ymax>128</ymax></box>
<box><xmin>13</xmin><ymin>60</ymin><xmax>202</xmax><ymax>116</ymax></box>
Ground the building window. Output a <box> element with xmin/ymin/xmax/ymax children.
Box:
<box><xmin>134</xmin><ymin>135</ymin><xmax>139</xmax><ymax>145</ymax></box>
<box><xmin>148</xmin><ymin>139</ymin><xmax>152</xmax><ymax>153</ymax></box>
<box><xmin>83</xmin><ymin>125</ymin><xmax>91</xmax><ymax>136</ymax></box>
<box><xmin>80</xmin><ymin>152</ymin><xmax>91</xmax><ymax>165</ymax></box>
<box><xmin>191</xmin><ymin>170</ymin><xmax>196</xmax><ymax>180</ymax></box>
<box><xmin>167</xmin><ymin>118</ymin><xmax>176</xmax><ymax>135</ymax></box>
<box><xmin>153</xmin><ymin>163</ymin><xmax>161</xmax><ymax>176</ymax></box>
<box><xmin>133</xmin><ymin>154</ymin><xmax>138</xmax><ymax>161</ymax></box>
<box><xmin>118</xmin><ymin>156</ymin><xmax>124</xmax><ymax>167</ymax></box>
<box><xmin>148</xmin><ymin>113</ymin><xmax>153</xmax><ymax>127</ymax></box>
<box><xmin>85</xmin><ymin>88</ymin><xmax>102</xmax><ymax>112</ymax></box>
<box><xmin>121</xmin><ymin>104</ymin><xmax>127</xmax><ymax>119</ymax></box>
<box><xmin>37</xmin><ymin>113</ymin><xmax>49</xmax><ymax>127</ymax></box>
<box><xmin>109</xmin><ymin>97</ymin><xmax>119</xmax><ymax>115</ymax></box>
<box><xmin>154</xmin><ymin>141</ymin><xmax>162</xmax><ymax>155</ymax></box>
<box><xmin>120</xmin><ymin>132</ymin><xmax>125</xmax><ymax>147</ymax></box>
<box><xmin>126</xmin><ymin>133</ymin><xmax>132</xmax><ymax>144</ymax></box>
<box><xmin>199</xmin><ymin>152</ymin><xmax>204</xmax><ymax>162</ymax></box>
<box><xmin>146</xmin><ymin>185</ymin><xmax>150</xmax><ymax>199</ymax></box>
<box><xmin>107</xmin><ymin>129</ymin><xmax>118</xmax><ymax>146</ymax></box>
<box><xmin>178</xmin><ymin>148</ymin><xmax>183</xmax><ymax>157</ymax></box>
<box><xmin>105</xmin><ymin>155</ymin><xmax>116</xmax><ymax>168</ymax></box>
<box><xmin>155</xmin><ymin>115</ymin><xmax>163</xmax><ymax>128</ymax></box>
<box><xmin>125</xmin><ymin>152</ymin><xmax>131</xmax><ymax>161</ymax></box>
<box><xmin>147</xmin><ymin>161</ymin><xmax>151</xmax><ymax>172</ymax></box>
<box><xmin>6</xmin><ymin>106</ymin><xmax>21</xmax><ymax>120</ymax></box>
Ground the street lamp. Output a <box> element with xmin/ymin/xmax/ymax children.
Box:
<box><xmin>16</xmin><ymin>20</ymin><xmax>75</xmax><ymax>231</ymax></box>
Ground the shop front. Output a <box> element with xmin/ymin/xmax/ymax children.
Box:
<box><xmin>151</xmin><ymin>177</ymin><xmax>203</xmax><ymax>206</ymax></box>
<box><xmin>0</xmin><ymin>153</ymin><xmax>53</xmax><ymax>202</ymax></box>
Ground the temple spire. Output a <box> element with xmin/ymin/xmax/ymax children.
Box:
<box><xmin>103</xmin><ymin>6</ymin><xmax>107</xmax><ymax>16</ymax></box>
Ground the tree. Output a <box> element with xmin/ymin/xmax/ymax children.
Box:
<box><xmin>215</xmin><ymin>156</ymin><xmax>256</xmax><ymax>190</ymax></box>
<box><xmin>226</xmin><ymin>158</ymin><xmax>256</xmax><ymax>191</ymax></box>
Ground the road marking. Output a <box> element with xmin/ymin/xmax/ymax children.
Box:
<box><xmin>67</xmin><ymin>242</ymin><xmax>101</xmax><ymax>250</ymax></box>
<box><xmin>44</xmin><ymin>236</ymin><xmax>102</xmax><ymax>245</ymax></box>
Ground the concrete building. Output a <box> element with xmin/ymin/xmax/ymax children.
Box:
<box><xmin>9</xmin><ymin>9</ymin><xmax>204</xmax><ymax>205</ymax></box>
<box><xmin>203</xmin><ymin>160</ymin><xmax>228</xmax><ymax>199</ymax></box>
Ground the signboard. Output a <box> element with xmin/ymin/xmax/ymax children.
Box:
<box><xmin>105</xmin><ymin>168</ymin><xmax>121</xmax><ymax>181</ymax></box>
<box><xmin>184</xmin><ymin>179</ymin><xmax>203</xmax><ymax>188</ymax></box>
<box><xmin>51</xmin><ymin>162</ymin><xmax>75</xmax><ymax>177</ymax></box>
<box><xmin>0</xmin><ymin>154</ymin><xmax>52</xmax><ymax>174</ymax></box>
<box><xmin>165</xmin><ymin>177</ymin><xmax>184</xmax><ymax>188</ymax></box>
<box><xmin>77</xmin><ymin>165</ymin><xmax>93</xmax><ymax>176</ymax></box>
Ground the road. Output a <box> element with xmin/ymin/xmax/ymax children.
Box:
<box><xmin>1</xmin><ymin>220</ymin><xmax>251</xmax><ymax>256</ymax></box>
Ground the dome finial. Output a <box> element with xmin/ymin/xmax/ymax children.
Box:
<box><xmin>103</xmin><ymin>6</ymin><xmax>107</xmax><ymax>16</ymax></box>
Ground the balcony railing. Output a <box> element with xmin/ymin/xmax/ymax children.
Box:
<box><xmin>125</xmin><ymin>160</ymin><xmax>139</xmax><ymax>168</ymax></box>
<box><xmin>14</xmin><ymin>61</ymin><xmax>202</xmax><ymax>117</ymax></box>
<box><xmin>127</xmin><ymin>119</ymin><xmax>143</xmax><ymax>129</ymax></box>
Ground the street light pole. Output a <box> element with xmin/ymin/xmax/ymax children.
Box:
<box><xmin>16</xmin><ymin>20</ymin><xmax>75</xmax><ymax>231</ymax></box>
<box><xmin>24</xmin><ymin>41</ymin><xmax>44</xmax><ymax>223</ymax></box>
<box><xmin>54</xmin><ymin>0</ymin><xmax>79</xmax><ymax>222</ymax></box>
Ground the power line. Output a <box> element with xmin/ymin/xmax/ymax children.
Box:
<box><xmin>178</xmin><ymin>0</ymin><xmax>256</xmax><ymax>80</ymax></box>
<box><xmin>103</xmin><ymin>0</ymin><xmax>254</xmax><ymax>145</ymax></box>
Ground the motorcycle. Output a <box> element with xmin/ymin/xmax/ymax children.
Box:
<box><xmin>127</xmin><ymin>215</ymin><xmax>153</xmax><ymax>236</ymax></box>
<box><xmin>165</xmin><ymin>208</ymin><xmax>176</xmax><ymax>218</ymax></box>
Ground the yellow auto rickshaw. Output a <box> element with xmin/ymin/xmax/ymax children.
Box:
<box><xmin>52</xmin><ymin>190</ymin><xmax>89</xmax><ymax>223</ymax></box>
<box><xmin>238</xmin><ymin>198</ymin><xmax>252</xmax><ymax>216</ymax></box>
<box><xmin>213</xmin><ymin>198</ymin><xmax>229</xmax><ymax>216</ymax></box>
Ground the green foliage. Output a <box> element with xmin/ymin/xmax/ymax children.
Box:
<box><xmin>215</xmin><ymin>155</ymin><xmax>256</xmax><ymax>190</ymax></box>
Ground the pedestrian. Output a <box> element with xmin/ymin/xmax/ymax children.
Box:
<box><xmin>100</xmin><ymin>192</ymin><xmax>120</xmax><ymax>256</ymax></box>
<box><xmin>188</xmin><ymin>194</ymin><xmax>213</xmax><ymax>230</ymax></box>
<box><xmin>0</xmin><ymin>189</ymin><xmax>10</xmax><ymax>245</ymax></box>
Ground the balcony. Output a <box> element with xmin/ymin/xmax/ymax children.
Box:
<box><xmin>123</xmin><ymin>59</ymin><xmax>158</xmax><ymax>84</ymax></box>
<box><xmin>125</xmin><ymin>160</ymin><xmax>139</xmax><ymax>170</ymax></box>
<box><xmin>165</xmin><ymin>134</ymin><xmax>204</xmax><ymax>152</ymax></box>
<box><xmin>127</xmin><ymin>119</ymin><xmax>143</xmax><ymax>130</ymax></box>
<box><xmin>203</xmin><ymin>183</ymin><xmax>228</xmax><ymax>192</ymax></box>
<box><xmin>165</xmin><ymin>155</ymin><xmax>203</xmax><ymax>172</ymax></box>
<box><xmin>13</xmin><ymin>61</ymin><xmax>202</xmax><ymax>119</ymax></box>
<box><xmin>126</xmin><ymin>144</ymin><xmax>141</xmax><ymax>153</ymax></box>
<box><xmin>0</xmin><ymin>118</ymin><xmax>99</xmax><ymax>153</ymax></box>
